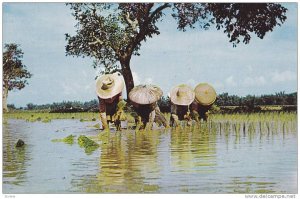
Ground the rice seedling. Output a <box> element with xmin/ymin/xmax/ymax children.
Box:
<box><xmin>209</xmin><ymin>112</ymin><xmax>297</xmax><ymax>140</ymax></box>
<box><xmin>52</xmin><ymin>135</ymin><xmax>76</xmax><ymax>145</ymax></box>
<box><xmin>78</xmin><ymin>135</ymin><xmax>99</xmax><ymax>154</ymax></box>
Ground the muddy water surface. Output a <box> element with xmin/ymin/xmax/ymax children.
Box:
<box><xmin>2</xmin><ymin>119</ymin><xmax>297</xmax><ymax>193</ymax></box>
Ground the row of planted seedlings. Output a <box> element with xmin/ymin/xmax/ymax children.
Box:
<box><xmin>208</xmin><ymin>112</ymin><xmax>297</xmax><ymax>137</ymax></box>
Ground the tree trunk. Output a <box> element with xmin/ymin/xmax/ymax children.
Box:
<box><xmin>3</xmin><ymin>86</ymin><xmax>8</xmax><ymax>112</ymax></box>
<box><xmin>120</xmin><ymin>58</ymin><xmax>134</xmax><ymax>100</ymax></box>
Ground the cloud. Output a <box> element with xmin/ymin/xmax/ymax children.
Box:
<box><xmin>247</xmin><ymin>65</ymin><xmax>253</xmax><ymax>72</ymax></box>
<box><xmin>132</xmin><ymin>71</ymin><xmax>154</xmax><ymax>85</ymax></box>
<box><xmin>243</xmin><ymin>76</ymin><xmax>266</xmax><ymax>87</ymax></box>
<box><xmin>144</xmin><ymin>77</ymin><xmax>153</xmax><ymax>84</ymax></box>
<box><xmin>62</xmin><ymin>82</ymin><xmax>79</xmax><ymax>96</ymax></box>
<box><xmin>225</xmin><ymin>76</ymin><xmax>237</xmax><ymax>87</ymax></box>
<box><xmin>212</xmin><ymin>81</ymin><xmax>225</xmax><ymax>90</ymax></box>
<box><xmin>84</xmin><ymin>81</ymin><xmax>94</xmax><ymax>91</ymax></box>
<box><xmin>132</xmin><ymin>71</ymin><xmax>141</xmax><ymax>85</ymax></box>
<box><xmin>186</xmin><ymin>79</ymin><xmax>197</xmax><ymax>88</ymax></box>
<box><xmin>271</xmin><ymin>70</ymin><xmax>296</xmax><ymax>83</ymax></box>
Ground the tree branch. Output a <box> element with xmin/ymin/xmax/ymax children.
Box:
<box><xmin>124</xmin><ymin>12</ymin><xmax>139</xmax><ymax>31</ymax></box>
<box><xmin>3</xmin><ymin>59</ymin><xmax>10</xmax><ymax>67</ymax></box>
<box><xmin>88</xmin><ymin>36</ymin><xmax>103</xmax><ymax>45</ymax></box>
<box><xmin>125</xmin><ymin>4</ymin><xmax>171</xmax><ymax>57</ymax></box>
<box><xmin>150</xmin><ymin>3</ymin><xmax>171</xmax><ymax>20</ymax></box>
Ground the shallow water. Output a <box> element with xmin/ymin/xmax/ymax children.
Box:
<box><xmin>2</xmin><ymin>118</ymin><xmax>297</xmax><ymax>193</ymax></box>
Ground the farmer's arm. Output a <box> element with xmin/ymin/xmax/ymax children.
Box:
<box><xmin>184</xmin><ymin>109</ymin><xmax>192</xmax><ymax>126</ymax></box>
<box><xmin>145</xmin><ymin>109</ymin><xmax>155</xmax><ymax>130</ymax></box>
<box><xmin>114</xmin><ymin>96</ymin><xmax>127</xmax><ymax>121</ymax></box>
<box><xmin>154</xmin><ymin>106</ymin><xmax>169</xmax><ymax>128</ymax></box>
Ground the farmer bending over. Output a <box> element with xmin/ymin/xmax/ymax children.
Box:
<box><xmin>129</xmin><ymin>85</ymin><xmax>169</xmax><ymax>130</ymax></box>
<box><xmin>191</xmin><ymin>83</ymin><xmax>217</xmax><ymax>122</ymax></box>
<box><xmin>169</xmin><ymin>84</ymin><xmax>195</xmax><ymax>127</ymax></box>
<box><xmin>96</xmin><ymin>72</ymin><xmax>126</xmax><ymax>131</ymax></box>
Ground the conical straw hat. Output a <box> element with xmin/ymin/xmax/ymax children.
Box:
<box><xmin>170</xmin><ymin>84</ymin><xmax>195</xmax><ymax>106</ymax></box>
<box><xmin>129</xmin><ymin>84</ymin><xmax>163</xmax><ymax>105</ymax></box>
<box><xmin>96</xmin><ymin>72</ymin><xmax>125</xmax><ymax>99</ymax></box>
<box><xmin>194</xmin><ymin>83</ymin><xmax>216</xmax><ymax>106</ymax></box>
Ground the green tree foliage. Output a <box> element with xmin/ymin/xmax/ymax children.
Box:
<box><xmin>22</xmin><ymin>99</ymin><xmax>99</xmax><ymax>112</ymax></box>
<box><xmin>26</xmin><ymin>103</ymin><xmax>35</xmax><ymax>110</ymax></box>
<box><xmin>3</xmin><ymin>44</ymin><xmax>32</xmax><ymax>112</ymax></box>
<box><xmin>172</xmin><ymin>3</ymin><xmax>287</xmax><ymax>46</ymax></box>
<box><xmin>7</xmin><ymin>104</ymin><xmax>16</xmax><ymax>110</ymax></box>
<box><xmin>65</xmin><ymin>3</ymin><xmax>287</xmax><ymax>98</ymax></box>
<box><xmin>216</xmin><ymin>92</ymin><xmax>297</xmax><ymax>107</ymax></box>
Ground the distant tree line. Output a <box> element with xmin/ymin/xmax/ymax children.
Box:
<box><xmin>216</xmin><ymin>92</ymin><xmax>297</xmax><ymax>106</ymax></box>
<box><xmin>7</xmin><ymin>92</ymin><xmax>296</xmax><ymax>113</ymax></box>
<box><xmin>8</xmin><ymin>99</ymin><xmax>99</xmax><ymax>112</ymax></box>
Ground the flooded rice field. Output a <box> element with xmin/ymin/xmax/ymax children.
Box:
<box><xmin>2</xmin><ymin>114</ymin><xmax>298</xmax><ymax>194</ymax></box>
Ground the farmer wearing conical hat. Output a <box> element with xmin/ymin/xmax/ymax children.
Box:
<box><xmin>129</xmin><ymin>84</ymin><xmax>168</xmax><ymax>130</ymax></box>
<box><xmin>96</xmin><ymin>72</ymin><xmax>126</xmax><ymax>131</ymax></box>
<box><xmin>191</xmin><ymin>83</ymin><xmax>217</xmax><ymax>121</ymax></box>
<box><xmin>170</xmin><ymin>84</ymin><xmax>195</xmax><ymax>127</ymax></box>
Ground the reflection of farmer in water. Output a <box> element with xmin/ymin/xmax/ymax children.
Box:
<box><xmin>96</xmin><ymin>72</ymin><xmax>127</xmax><ymax>131</ymax></box>
<box><xmin>95</xmin><ymin>131</ymin><xmax>160</xmax><ymax>192</ymax></box>
<box><xmin>129</xmin><ymin>85</ymin><xmax>168</xmax><ymax>130</ymax></box>
<box><xmin>169</xmin><ymin>84</ymin><xmax>195</xmax><ymax>127</ymax></box>
<box><xmin>191</xmin><ymin>83</ymin><xmax>217</xmax><ymax>121</ymax></box>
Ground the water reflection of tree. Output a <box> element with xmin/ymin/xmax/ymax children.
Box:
<box><xmin>3</xmin><ymin>122</ymin><xmax>29</xmax><ymax>186</ymax></box>
<box><xmin>170</xmin><ymin>125</ymin><xmax>217</xmax><ymax>173</ymax></box>
<box><xmin>82</xmin><ymin>131</ymin><xmax>160</xmax><ymax>193</ymax></box>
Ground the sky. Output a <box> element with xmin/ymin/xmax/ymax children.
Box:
<box><xmin>2</xmin><ymin>2</ymin><xmax>298</xmax><ymax>107</ymax></box>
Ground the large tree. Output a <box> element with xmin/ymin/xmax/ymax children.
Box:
<box><xmin>3</xmin><ymin>44</ymin><xmax>32</xmax><ymax>112</ymax></box>
<box><xmin>65</xmin><ymin>3</ymin><xmax>287</xmax><ymax>97</ymax></box>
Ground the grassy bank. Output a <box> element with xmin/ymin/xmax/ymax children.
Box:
<box><xmin>3</xmin><ymin>111</ymin><xmax>99</xmax><ymax>122</ymax></box>
<box><xmin>3</xmin><ymin>111</ymin><xmax>137</xmax><ymax>124</ymax></box>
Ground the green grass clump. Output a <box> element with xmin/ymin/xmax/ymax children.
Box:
<box><xmin>3</xmin><ymin>111</ymin><xmax>99</xmax><ymax>122</ymax></box>
<box><xmin>92</xmin><ymin>123</ymin><xmax>101</xmax><ymax>129</ymax></box>
<box><xmin>52</xmin><ymin>135</ymin><xmax>75</xmax><ymax>145</ymax></box>
<box><xmin>78</xmin><ymin>135</ymin><xmax>99</xmax><ymax>154</ymax></box>
<box><xmin>42</xmin><ymin>116</ymin><xmax>51</xmax><ymax>123</ymax></box>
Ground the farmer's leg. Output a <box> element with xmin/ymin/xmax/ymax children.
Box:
<box><xmin>99</xmin><ymin>112</ymin><xmax>109</xmax><ymax>130</ymax></box>
<box><xmin>171</xmin><ymin>114</ymin><xmax>180</xmax><ymax>127</ymax></box>
<box><xmin>191</xmin><ymin>110</ymin><xmax>200</xmax><ymax>123</ymax></box>
<box><xmin>98</xmin><ymin>97</ymin><xmax>109</xmax><ymax>130</ymax></box>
